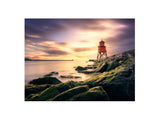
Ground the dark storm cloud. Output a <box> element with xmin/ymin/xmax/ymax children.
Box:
<box><xmin>25</xmin><ymin>19</ymin><xmax>108</xmax><ymax>42</ymax></box>
<box><xmin>25</xmin><ymin>19</ymin><xmax>67</xmax><ymax>35</ymax></box>
<box><xmin>105</xmin><ymin>19</ymin><xmax>135</xmax><ymax>51</ymax></box>
<box><xmin>44</xmin><ymin>50</ymin><xmax>69</xmax><ymax>56</ymax></box>
<box><xmin>25</xmin><ymin>19</ymin><xmax>134</xmax><ymax>41</ymax></box>
<box><xmin>59</xmin><ymin>19</ymin><xmax>109</xmax><ymax>31</ymax></box>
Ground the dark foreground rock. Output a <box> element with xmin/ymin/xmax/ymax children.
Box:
<box><xmin>60</xmin><ymin>75</ymin><xmax>82</xmax><ymax>78</ymax></box>
<box><xmin>29</xmin><ymin>76</ymin><xmax>61</xmax><ymax>85</ymax></box>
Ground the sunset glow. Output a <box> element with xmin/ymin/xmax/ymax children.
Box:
<box><xmin>25</xmin><ymin>19</ymin><xmax>135</xmax><ymax>60</ymax></box>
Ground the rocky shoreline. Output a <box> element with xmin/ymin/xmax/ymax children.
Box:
<box><xmin>25</xmin><ymin>49</ymin><xmax>135</xmax><ymax>101</ymax></box>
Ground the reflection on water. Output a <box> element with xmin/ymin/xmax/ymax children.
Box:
<box><xmin>25</xmin><ymin>61</ymin><xmax>93</xmax><ymax>84</ymax></box>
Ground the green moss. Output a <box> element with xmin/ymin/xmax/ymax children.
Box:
<box><xmin>123</xmin><ymin>57</ymin><xmax>135</xmax><ymax>65</ymax></box>
<box><xmin>54</xmin><ymin>81</ymin><xmax>79</xmax><ymax>93</ymax></box>
<box><xmin>82</xmin><ymin>57</ymin><xmax>135</xmax><ymax>86</ymax></box>
<box><xmin>25</xmin><ymin>84</ymin><xmax>50</xmax><ymax>98</ymax></box>
<box><xmin>75</xmin><ymin>66</ymin><xmax>87</xmax><ymax>71</ymax></box>
<box><xmin>95</xmin><ymin>61</ymin><xmax>106</xmax><ymax>72</ymax></box>
<box><xmin>27</xmin><ymin>86</ymin><xmax>59</xmax><ymax>101</ymax></box>
<box><xmin>29</xmin><ymin>76</ymin><xmax>61</xmax><ymax>85</ymax></box>
<box><xmin>69</xmin><ymin>86</ymin><xmax>109</xmax><ymax>101</ymax></box>
<box><xmin>63</xmin><ymin>81</ymin><xmax>80</xmax><ymax>88</ymax></box>
<box><xmin>50</xmin><ymin>85</ymin><xmax>89</xmax><ymax>101</ymax></box>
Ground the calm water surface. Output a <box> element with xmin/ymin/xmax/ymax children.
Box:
<box><xmin>25</xmin><ymin>61</ymin><xmax>93</xmax><ymax>84</ymax></box>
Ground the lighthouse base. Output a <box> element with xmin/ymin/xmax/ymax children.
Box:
<box><xmin>97</xmin><ymin>52</ymin><xmax>107</xmax><ymax>61</ymax></box>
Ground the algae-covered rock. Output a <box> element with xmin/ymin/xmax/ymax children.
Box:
<box><xmin>25</xmin><ymin>84</ymin><xmax>50</xmax><ymax>98</ymax></box>
<box><xmin>75</xmin><ymin>65</ymin><xmax>96</xmax><ymax>74</ymax></box>
<box><xmin>60</xmin><ymin>75</ymin><xmax>81</xmax><ymax>78</ymax></box>
<box><xmin>25</xmin><ymin>81</ymin><xmax>81</xmax><ymax>101</ymax></box>
<box><xmin>27</xmin><ymin>86</ymin><xmax>59</xmax><ymax>101</ymax></box>
<box><xmin>29</xmin><ymin>76</ymin><xmax>61</xmax><ymax>85</ymax></box>
<box><xmin>69</xmin><ymin>86</ymin><xmax>109</xmax><ymax>101</ymax></box>
<box><xmin>50</xmin><ymin>85</ymin><xmax>89</xmax><ymax>101</ymax></box>
<box><xmin>75</xmin><ymin>66</ymin><xmax>87</xmax><ymax>71</ymax></box>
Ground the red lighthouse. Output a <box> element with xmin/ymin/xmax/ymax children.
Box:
<box><xmin>97</xmin><ymin>39</ymin><xmax>107</xmax><ymax>61</ymax></box>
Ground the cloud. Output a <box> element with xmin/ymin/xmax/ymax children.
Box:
<box><xmin>44</xmin><ymin>50</ymin><xmax>69</xmax><ymax>56</ymax></box>
<box><xmin>25</xmin><ymin>19</ymin><xmax>110</xmax><ymax>42</ymax></box>
<box><xmin>56</xmin><ymin>42</ymin><xmax>68</xmax><ymax>45</ymax></box>
<box><xmin>79</xmin><ymin>40</ymin><xmax>89</xmax><ymax>42</ymax></box>
<box><xmin>104</xmin><ymin>19</ymin><xmax>135</xmax><ymax>55</ymax></box>
<box><xmin>72</xmin><ymin>47</ymin><xmax>95</xmax><ymax>52</ymax></box>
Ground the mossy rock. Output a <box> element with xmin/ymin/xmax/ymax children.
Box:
<box><xmin>29</xmin><ymin>76</ymin><xmax>61</xmax><ymax>85</ymax></box>
<box><xmin>25</xmin><ymin>84</ymin><xmax>50</xmax><ymax>98</ymax></box>
<box><xmin>27</xmin><ymin>81</ymin><xmax>82</xmax><ymax>101</ymax></box>
<box><xmin>69</xmin><ymin>86</ymin><xmax>109</xmax><ymax>101</ymax></box>
<box><xmin>75</xmin><ymin>66</ymin><xmax>87</xmax><ymax>71</ymax></box>
<box><xmin>27</xmin><ymin>86</ymin><xmax>59</xmax><ymax>101</ymax></box>
<box><xmin>50</xmin><ymin>85</ymin><xmax>89</xmax><ymax>101</ymax></box>
<box><xmin>55</xmin><ymin>81</ymin><xmax>80</xmax><ymax>93</ymax></box>
<box><xmin>102</xmin><ymin>83</ymin><xmax>134</xmax><ymax>101</ymax></box>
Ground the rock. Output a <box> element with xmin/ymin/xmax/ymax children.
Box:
<box><xmin>75</xmin><ymin>66</ymin><xmax>87</xmax><ymax>71</ymax></box>
<box><xmin>85</xmin><ymin>66</ymin><xmax>97</xmax><ymax>69</ymax></box>
<box><xmin>69</xmin><ymin>86</ymin><xmax>109</xmax><ymax>101</ymax></box>
<box><xmin>29</xmin><ymin>76</ymin><xmax>62</xmax><ymax>85</ymax></box>
<box><xmin>60</xmin><ymin>75</ymin><xmax>82</xmax><ymax>78</ymax></box>
<box><xmin>78</xmin><ymin>70</ymin><xmax>95</xmax><ymax>74</ymax></box>
<box><xmin>25</xmin><ymin>84</ymin><xmax>50</xmax><ymax>98</ymax></box>
<box><xmin>44</xmin><ymin>71</ymin><xmax>58</xmax><ymax>77</ymax></box>
<box><xmin>27</xmin><ymin>86</ymin><xmax>59</xmax><ymax>101</ymax></box>
<box><xmin>51</xmin><ymin>71</ymin><xmax>58</xmax><ymax>74</ymax></box>
<box><xmin>50</xmin><ymin>85</ymin><xmax>89</xmax><ymax>101</ymax></box>
<box><xmin>75</xmin><ymin>65</ymin><xmax>96</xmax><ymax>74</ymax></box>
<box><xmin>26</xmin><ymin>81</ymin><xmax>80</xmax><ymax>101</ymax></box>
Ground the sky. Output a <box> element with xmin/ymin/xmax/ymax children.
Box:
<box><xmin>25</xmin><ymin>19</ymin><xmax>135</xmax><ymax>60</ymax></box>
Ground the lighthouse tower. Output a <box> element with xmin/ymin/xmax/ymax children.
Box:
<box><xmin>97</xmin><ymin>39</ymin><xmax>107</xmax><ymax>61</ymax></box>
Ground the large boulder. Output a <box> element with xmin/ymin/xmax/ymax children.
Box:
<box><xmin>29</xmin><ymin>76</ymin><xmax>61</xmax><ymax>85</ymax></box>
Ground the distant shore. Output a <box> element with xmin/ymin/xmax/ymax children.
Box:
<box><xmin>25</xmin><ymin>58</ymin><xmax>74</xmax><ymax>61</ymax></box>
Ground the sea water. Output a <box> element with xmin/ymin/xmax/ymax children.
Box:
<box><xmin>25</xmin><ymin>61</ymin><xmax>93</xmax><ymax>84</ymax></box>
